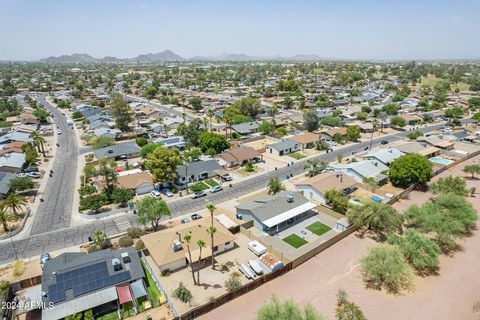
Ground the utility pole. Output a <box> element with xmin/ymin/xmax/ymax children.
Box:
<box><xmin>9</xmin><ymin>229</ymin><xmax>18</xmax><ymax>262</ymax></box>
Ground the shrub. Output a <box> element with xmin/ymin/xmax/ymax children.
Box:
<box><xmin>161</xmin><ymin>269</ymin><xmax>172</xmax><ymax>277</ymax></box>
<box><xmin>174</xmin><ymin>282</ymin><xmax>192</xmax><ymax>303</ymax></box>
<box><xmin>0</xmin><ymin>280</ymin><xmax>10</xmax><ymax>291</ymax></box>
<box><xmin>118</xmin><ymin>235</ymin><xmax>134</xmax><ymax>248</ymax></box>
<box><xmin>127</xmin><ymin>227</ymin><xmax>144</xmax><ymax>239</ymax></box>
<box><xmin>79</xmin><ymin>185</ymin><xmax>97</xmax><ymax>196</ymax></box>
<box><xmin>83</xmin><ymin>309</ymin><xmax>93</xmax><ymax>320</ymax></box>
<box><xmin>13</xmin><ymin>260</ymin><xmax>25</xmax><ymax>279</ymax></box>
<box><xmin>225</xmin><ymin>272</ymin><xmax>242</xmax><ymax>292</ymax></box>
<box><xmin>134</xmin><ymin>239</ymin><xmax>145</xmax><ymax>251</ymax></box>
<box><xmin>136</xmin><ymin>137</ymin><xmax>148</xmax><ymax>147</ymax></box>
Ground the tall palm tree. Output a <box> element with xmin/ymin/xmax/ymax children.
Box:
<box><xmin>4</xmin><ymin>192</ymin><xmax>27</xmax><ymax>217</ymax></box>
<box><xmin>31</xmin><ymin>131</ymin><xmax>46</xmax><ymax>157</ymax></box>
<box><xmin>206</xmin><ymin>203</ymin><xmax>217</xmax><ymax>269</ymax></box>
<box><xmin>183</xmin><ymin>232</ymin><xmax>197</xmax><ymax>285</ymax></box>
<box><xmin>207</xmin><ymin>109</ymin><xmax>215</xmax><ymax>132</ymax></box>
<box><xmin>196</xmin><ymin>239</ymin><xmax>206</xmax><ymax>285</ymax></box>
<box><xmin>92</xmin><ymin>228</ymin><xmax>110</xmax><ymax>250</ymax></box>
<box><xmin>0</xmin><ymin>204</ymin><xmax>13</xmax><ymax>233</ymax></box>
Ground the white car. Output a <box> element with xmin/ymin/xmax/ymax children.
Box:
<box><xmin>27</xmin><ymin>172</ymin><xmax>41</xmax><ymax>179</ymax></box>
<box><xmin>150</xmin><ymin>190</ymin><xmax>161</xmax><ymax>198</ymax></box>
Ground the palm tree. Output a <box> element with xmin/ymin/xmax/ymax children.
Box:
<box><xmin>207</xmin><ymin>109</ymin><xmax>215</xmax><ymax>131</ymax></box>
<box><xmin>196</xmin><ymin>239</ymin><xmax>206</xmax><ymax>285</ymax></box>
<box><xmin>206</xmin><ymin>203</ymin><xmax>217</xmax><ymax>269</ymax></box>
<box><xmin>95</xmin><ymin>158</ymin><xmax>118</xmax><ymax>193</ymax></box>
<box><xmin>183</xmin><ymin>232</ymin><xmax>197</xmax><ymax>285</ymax></box>
<box><xmin>92</xmin><ymin>228</ymin><xmax>110</xmax><ymax>250</ymax></box>
<box><xmin>182</xmin><ymin>153</ymin><xmax>193</xmax><ymax>194</ymax></box>
<box><xmin>0</xmin><ymin>204</ymin><xmax>13</xmax><ymax>233</ymax></box>
<box><xmin>4</xmin><ymin>192</ymin><xmax>27</xmax><ymax>217</ymax></box>
<box><xmin>267</xmin><ymin>177</ymin><xmax>285</xmax><ymax>195</ymax></box>
<box><xmin>31</xmin><ymin>131</ymin><xmax>46</xmax><ymax>157</ymax></box>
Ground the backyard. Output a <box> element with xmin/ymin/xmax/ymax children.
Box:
<box><xmin>141</xmin><ymin>260</ymin><xmax>163</xmax><ymax>308</ymax></box>
<box><xmin>306</xmin><ymin>222</ymin><xmax>331</xmax><ymax>236</ymax></box>
<box><xmin>282</xmin><ymin>234</ymin><xmax>308</xmax><ymax>248</ymax></box>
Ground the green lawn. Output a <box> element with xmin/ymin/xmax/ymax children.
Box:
<box><xmin>288</xmin><ymin>152</ymin><xmax>306</xmax><ymax>160</ymax></box>
<box><xmin>96</xmin><ymin>310</ymin><xmax>118</xmax><ymax>320</ymax></box>
<box><xmin>190</xmin><ymin>181</ymin><xmax>209</xmax><ymax>192</ymax></box>
<box><xmin>205</xmin><ymin>179</ymin><xmax>219</xmax><ymax>187</ymax></box>
<box><xmin>306</xmin><ymin>222</ymin><xmax>332</xmax><ymax>236</ymax></box>
<box><xmin>121</xmin><ymin>301</ymin><xmax>135</xmax><ymax>318</ymax></box>
<box><xmin>140</xmin><ymin>260</ymin><xmax>162</xmax><ymax>308</ymax></box>
<box><xmin>283</xmin><ymin>234</ymin><xmax>308</xmax><ymax>248</ymax></box>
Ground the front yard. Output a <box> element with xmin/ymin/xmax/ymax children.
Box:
<box><xmin>287</xmin><ymin>152</ymin><xmax>306</xmax><ymax>160</ymax></box>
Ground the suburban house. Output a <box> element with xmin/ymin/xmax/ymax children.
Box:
<box><xmin>176</xmin><ymin>159</ymin><xmax>222</xmax><ymax>184</ymax></box>
<box><xmin>0</xmin><ymin>153</ymin><xmax>26</xmax><ymax>173</ymax></box>
<box><xmin>236</xmin><ymin>191</ymin><xmax>317</xmax><ymax>235</ymax></box>
<box><xmin>295</xmin><ymin>172</ymin><xmax>357</xmax><ymax>205</ymax></box>
<box><xmin>217</xmin><ymin>146</ymin><xmax>261</xmax><ymax>167</ymax></box>
<box><xmin>94</xmin><ymin>143</ymin><xmax>141</xmax><ymax>161</ymax></box>
<box><xmin>149</xmin><ymin>123</ymin><xmax>164</xmax><ymax>134</ymax></box>
<box><xmin>41</xmin><ymin>247</ymin><xmax>147</xmax><ymax>320</ymax></box>
<box><xmin>395</xmin><ymin>142</ymin><xmax>441</xmax><ymax>157</ymax></box>
<box><xmin>92</xmin><ymin>128</ymin><xmax>122</xmax><ymax>139</ymax></box>
<box><xmin>363</xmin><ymin>148</ymin><xmax>404</xmax><ymax>166</ymax></box>
<box><xmin>320</xmin><ymin>128</ymin><xmax>348</xmax><ymax>141</ymax></box>
<box><xmin>0</xmin><ymin>131</ymin><xmax>33</xmax><ymax>145</ymax></box>
<box><xmin>152</xmin><ymin>136</ymin><xmax>186</xmax><ymax>149</ymax></box>
<box><xmin>332</xmin><ymin>160</ymin><xmax>389</xmax><ymax>185</ymax></box>
<box><xmin>0</xmin><ymin>172</ymin><xmax>15</xmax><ymax>199</ymax></box>
<box><xmin>399</xmin><ymin>114</ymin><xmax>423</xmax><ymax>125</ymax></box>
<box><xmin>141</xmin><ymin>219</ymin><xmax>236</xmax><ymax>272</ymax></box>
<box><xmin>288</xmin><ymin>132</ymin><xmax>320</xmax><ymax>149</ymax></box>
<box><xmin>417</xmin><ymin>136</ymin><xmax>455</xmax><ymax>150</ymax></box>
<box><xmin>0</xmin><ymin>141</ymin><xmax>25</xmax><ymax>157</ymax></box>
<box><xmin>266</xmin><ymin>139</ymin><xmax>301</xmax><ymax>156</ymax></box>
<box><xmin>231</xmin><ymin>122</ymin><xmax>259</xmax><ymax>135</ymax></box>
<box><xmin>116</xmin><ymin>171</ymin><xmax>154</xmax><ymax>195</ymax></box>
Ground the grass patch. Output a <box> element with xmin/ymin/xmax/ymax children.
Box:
<box><xmin>140</xmin><ymin>260</ymin><xmax>163</xmax><ymax>307</ymax></box>
<box><xmin>283</xmin><ymin>234</ymin><xmax>308</xmax><ymax>248</ymax></box>
<box><xmin>306</xmin><ymin>222</ymin><xmax>332</xmax><ymax>236</ymax></box>
<box><xmin>205</xmin><ymin>179</ymin><xmax>219</xmax><ymax>187</ymax></box>
<box><xmin>121</xmin><ymin>301</ymin><xmax>135</xmax><ymax>318</ymax></box>
<box><xmin>190</xmin><ymin>182</ymin><xmax>209</xmax><ymax>192</ymax></box>
<box><xmin>96</xmin><ymin>310</ymin><xmax>118</xmax><ymax>320</ymax></box>
<box><xmin>288</xmin><ymin>152</ymin><xmax>306</xmax><ymax>160</ymax></box>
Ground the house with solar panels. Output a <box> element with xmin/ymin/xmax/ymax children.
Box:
<box><xmin>41</xmin><ymin>247</ymin><xmax>148</xmax><ymax>320</ymax></box>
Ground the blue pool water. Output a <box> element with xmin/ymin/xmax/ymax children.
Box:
<box><xmin>429</xmin><ymin>156</ymin><xmax>453</xmax><ymax>166</ymax></box>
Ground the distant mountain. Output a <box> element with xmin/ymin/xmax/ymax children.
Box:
<box><xmin>99</xmin><ymin>56</ymin><xmax>122</xmax><ymax>63</ymax></box>
<box><xmin>189</xmin><ymin>53</ymin><xmax>331</xmax><ymax>62</ymax></box>
<box><xmin>39</xmin><ymin>53</ymin><xmax>97</xmax><ymax>64</ymax></box>
<box><xmin>287</xmin><ymin>54</ymin><xmax>327</xmax><ymax>61</ymax></box>
<box><xmin>130</xmin><ymin>50</ymin><xmax>184</xmax><ymax>62</ymax></box>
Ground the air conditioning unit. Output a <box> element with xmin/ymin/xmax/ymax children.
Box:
<box><xmin>286</xmin><ymin>194</ymin><xmax>294</xmax><ymax>203</ymax></box>
<box><xmin>172</xmin><ymin>239</ymin><xmax>183</xmax><ymax>252</ymax></box>
<box><xmin>112</xmin><ymin>258</ymin><xmax>123</xmax><ymax>271</ymax></box>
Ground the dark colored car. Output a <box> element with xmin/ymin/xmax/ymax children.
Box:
<box><xmin>380</xmin><ymin>140</ymin><xmax>389</xmax><ymax>145</ymax></box>
<box><xmin>191</xmin><ymin>213</ymin><xmax>203</xmax><ymax>221</ymax></box>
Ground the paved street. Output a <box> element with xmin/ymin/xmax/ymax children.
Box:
<box><xmin>29</xmin><ymin>94</ymin><xmax>78</xmax><ymax>235</ymax></box>
<box><xmin>0</xmin><ymin>118</ymin><xmax>465</xmax><ymax>264</ymax></box>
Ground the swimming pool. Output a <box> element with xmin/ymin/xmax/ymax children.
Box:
<box><xmin>429</xmin><ymin>156</ymin><xmax>453</xmax><ymax>166</ymax></box>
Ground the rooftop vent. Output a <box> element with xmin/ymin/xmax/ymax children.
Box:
<box><xmin>286</xmin><ymin>194</ymin><xmax>294</xmax><ymax>203</ymax></box>
<box><xmin>172</xmin><ymin>239</ymin><xmax>183</xmax><ymax>252</ymax></box>
<box><xmin>112</xmin><ymin>258</ymin><xmax>123</xmax><ymax>271</ymax></box>
<box><xmin>121</xmin><ymin>252</ymin><xmax>131</xmax><ymax>264</ymax></box>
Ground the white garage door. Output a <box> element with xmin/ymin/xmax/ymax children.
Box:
<box><xmin>136</xmin><ymin>184</ymin><xmax>154</xmax><ymax>195</ymax></box>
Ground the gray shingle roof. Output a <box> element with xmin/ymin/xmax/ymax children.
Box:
<box><xmin>176</xmin><ymin>159</ymin><xmax>222</xmax><ymax>178</ymax></box>
<box><xmin>0</xmin><ymin>172</ymin><xmax>15</xmax><ymax>195</ymax></box>
<box><xmin>94</xmin><ymin>142</ymin><xmax>140</xmax><ymax>159</ymax></box>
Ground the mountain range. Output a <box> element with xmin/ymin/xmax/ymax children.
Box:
<box><xmin>37</xmin><ymin>50</ymin><xmax>332</xmax><ymax>63</ymax></box>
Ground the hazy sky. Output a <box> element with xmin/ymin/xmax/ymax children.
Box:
<box><xmin>1</xmin><ymin>0</ymin><xmax>479</xmax><ymax>61</ymax></box>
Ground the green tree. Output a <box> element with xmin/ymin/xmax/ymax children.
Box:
<box><xmin>325</xmin><ymin>189</ymin><xmax>349</xmax><ymax>214</ymax></box>
<box><xmin>245</xmin><ymin>160</ymin><xmax>255</xmax><ymax>172</ymax></box>
<box><xmin>31</xmin><ymin>131</ymin><xmax>46</xmax><ymax>157</ymax></box>
<box><xmin>206</xmin><ymin>203</ymin><xmax>217</xmax><ymax>269</ymax></box>
<box><xmin>176</xmin><ymin>118</ymin><xmax>205</xmax><ymax>146</ymax></box>
<box><xmin>110</xmin><ymin>94</ymin><xmax>133</xmax><ymax>131</ymax></box>
<box><xmin>136</xmin><ymin>196</ymin><xmax>171</xmax><ymax>231</ymax></box>
<box><xmin>303</xmin><ymin>110</ymin><xmax>320</xmax><ymax>132</ymax></box>
<box><xmin>174</xmin><ymin>282</ymin><xmax>193</xmax><ymax>303</ymax></box>
<box><xmin>256</xmin><ymin>295</ymin><xmax>324</xmax><ymax>320</ymax></box>
<box><xmin>111</xmin><ymin>187</ymin><xmax>135</xmax><ymax>207</ymax></box>
<box><xmin>189</xmin><ymin>97</ymin><xmax>203</xmax><ymax>111</ymax></box>
<box><xmin>91</xmin><ymin>228</ymin><xmax>111</xmax><ymax>251</ymax></box>
<box><xmin>346</xmin><ymin>125</ymin><xmax>360</xmax><ymax>142</ymax></box>
<box><xmin>232</xmin><ymin>97</ymin><xmax>262</xmax><ymax>117</ymax></box>
<box><xmin>91</xmin><ymin>136</ymin><xmax>115</xmax><ymax>149</ymax></box>
<box><xmin>389</xmin><ymin>154</ymin><xmax>432</xmax><ymax>188</ymax></box>
<box><xmin>135</xmin><ymin>137</ymin><xmax>148</xmax><ymax>147</ymax></box>
<box><xmin>463</xmin><ymin>164</ymin><xmax>480</xmax><ymax>179</ymax></box>
<box><xmin>407</xmin><ymin>130</ymin><xmax>423</xmax><ymax>140</ymax></box>
<box><xmin>267</xmin><ymin>177</ymin><xmax>285</xmax><ymax>195</ymax></box>
<box><xmin>390</xmin><ymin>116</ymin><xmax>406</xmax><ymax>127</ymax></box>
<box><xmin>183</xmin><ymin>233</ymin><xmax>197</xmax><ymax>285</ymax></box>
<box><xmin>321</xmin><ymin>116</ymin><xmax>343</xmax><ymax>127</ymax></box>
<box><xmin>0</xmin><ymin>204</ymin><xmax>14</xmax><ymax>233</ymax></box>
<box><xmin>140</xmin><ymin>143</ymin><xmax>157</xmax><ymax>158</ymax></box>
<box><xmin>347</xmin><ymin>202</ymin><xmax>403</xmax><ymax>237</ymax></box>
<box><xmin>144</xmin><ymin>145</ymin><xmax>181</xmax><ymax>183</ymax></box>
<box><xmin>80</xmin><ymin>194</ymin><xmax>108</xmax><ymax>213</ymax></box>
<box><xmin>4</xmin><ymin>192</ymin><xmax>27</xmax><ymax>217</ymax></box>
<box><xmin>258</xmin><ymin>120</ymin><xmax>275</xmax><ymax>135</ymax></box>
<box><xmin>196</xmin><ymin>239</ymin><xmax>206</xmax><ymax>284</ymax></box>
<box><xmin>198</xmin><ymin>131</ymin><xmax>229</xmax><ymax>154</ymax></box>
<box><xmin>304</xmin><ymin>159</ymin><xmax>327</xmax><ymax>177</ymax></box>
<box><xmin>429</xmin><ymin>176</ymin><xmax>468</xmax><ymax>196</ymax></box>
<box><xmin>95</xmin><ymin>158</ymin><xmax>118</xmax><ymax>194</ymax></box>
<box><xmin>9</xmin><ymin>177</ymin><xmax>35</xmax><ymax>192</ymax></box>
<box><xmin>360</xmin><ymin>245</ymin><xmax>414</xmax><ymax>293</ymax></box>
<box><xmin>335</xmin><ymin>291</ymin><xmax>367</xmax><ymax>320</ymax></box>
<box><xmin>387</xmin><ymin>230</ymin><xmax>440</xmax><ymax>274</ymax></box>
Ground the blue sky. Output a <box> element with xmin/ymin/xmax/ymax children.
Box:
<box><xmin>0</xmin><ymin>0</ymin><xmax>479</xmax><ymax>60</ymax></box>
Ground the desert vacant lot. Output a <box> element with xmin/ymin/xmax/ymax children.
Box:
<box><xmin>199</xmin><ymin>156</ymin><xmax>480</xmax><ymax>320</ymax></box>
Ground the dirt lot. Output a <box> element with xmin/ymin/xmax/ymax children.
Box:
<box><xmin>199</xmin><ymin>156</ymin><xmax>480</xmax><ymax>320</ymax></box>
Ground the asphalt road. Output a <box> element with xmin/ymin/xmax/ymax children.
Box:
<box><xmin>0</xmin><ymin>119</ymin><xmax>464</xmax><ymax>264</ymax></box>
<box><xmin>28</xmin><ymin>94</ymin><xmax>78</xmax><ymax>235</ymax></box>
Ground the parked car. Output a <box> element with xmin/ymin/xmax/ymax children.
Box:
<box><xmin>40</xmin><ymin>252</ymin><xmax>51</xmax><ymax>270</ymax></box>
<box><xmin>210</xmin><ymin>185</ymin><xmax>223</xmax><ymax>193</ymax></box>
<box><xmin>23</xmin><ymin>166</ymin><xmax>39</xmax><ymax>173</ymax></box>
<box><xmin>380</xmin><ymin>140</ymin><xmax>389</xmax><ymax>145</ymax></box>
<box><xmin>57</xmin><ymin>130</ymin><xmax>62</xmax><ymax>135</ymax></box>
<box><xmin>162</xmin><ymin>188</ymin><xmax>173</xmax><ymax>197</ymax></box>
<box><xmin>220</xmin><ymin>173</ymin><xmax>233</xmax><ymax>181</ymax></box>
<box><xmin>180</xmin><ymin>217</ymin><xmax>190</xmax><ymax>224</ymax></box>
<box><xmin>17</xmin><ymin>173</ymin><xmax>29</xmax><ymax>178</ymax></box>
<box><xmin>27</xmin><ymin>172</ymin><xmax>41</xmax><ymax>179</ymax></box>
<box><xmin>150</xmin><ymin>190</ymin><xmax>161</xmax><ymax>198</ymax></box>
<box><xmin>191</xmin><ymin>191</ymin><xmax>207</xmax><ymax>199</ymax></box>
<box><xmin>191</xmin><ymin>213</ymin><xmax>202</xmax><ymax>221</ymax></box>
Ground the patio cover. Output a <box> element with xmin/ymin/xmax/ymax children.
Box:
<box><xmin>116</xmin><ymin>284</ymin><xmax>133</xmax><ymax>305</ymax></box>
<box><xmin>130</xmin><ymin>279</ymin><xmax>147</xmax><ymax>299</ymax></box>
<box><xmin>262</xmin><ymin>202</ymin><xmax>317</xmax><ymax>228</ymax></box>
<box><xmin>42</xmin><ymin>287</ymin><xmax>118</xmax><ymax>320</ymax></box>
